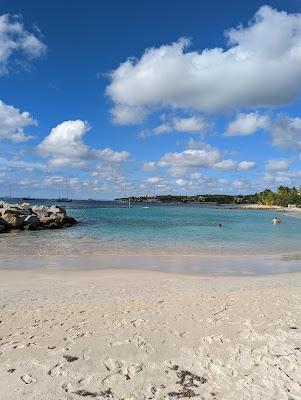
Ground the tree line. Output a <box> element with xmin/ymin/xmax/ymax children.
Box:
<box><xmin>116</xmin><ymin>186</ymin><xmax>301</xmax><ymax>207</ymax></box>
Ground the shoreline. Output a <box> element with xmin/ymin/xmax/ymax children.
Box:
<box><xmin>222</xmin><ymin>203</ymin><xmax>301</xmax><ymax>213</ymax></box>
<box><xmin>1</xmin><ymin>251</ymin><xmax>301</xmax><ymax>277</ymax></box>
<box><xmin>1</xmin><ymin>268</ymin><xmax>301</xmax><ymax>399</ymax></box>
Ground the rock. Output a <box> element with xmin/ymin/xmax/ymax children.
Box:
<box><xmin>39</xmin><ymin>215</ymin><xmax>56</xmax><ymax>226</ymax></box>
<box><xmin>0</xmin><ymin>201</ymin><xmax>77</xmax><ymax>232</ymax></box>
<box><xmin>49</xmin><ymin>205</ymin><xmax>66</xmax><ymax>216</ymax></box>
<box><xmin>31</xmin><ymin>205</ymin><xmax>52</xmax><ymax>219</ymax></box>
<box><xmin>46</xmin><ymin>222</ymin><xmax>62</xmax><ymax>229</ymax></box>
<box><xmin>23</xmin><ymin>214</ymin><xmax>40</xmax><ymax>230</ymax></box>
<box><xmin>1</xmin><ymin>210</ymin><xmax>26</xmax><ymax>228</ymax></box>
<box><xmin>0</xmin><ymin>223</ymin><xmax>8</xmax><ymax>233</ymax></box>
<box><xmin>61</xmin><ymin>216</ymin><xmax>77</xmax><ymax>227</ymax></box>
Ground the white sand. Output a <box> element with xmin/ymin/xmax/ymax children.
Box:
<box><xmin>1</xmin><ymin>268</ymin><xmax>301</xmax><ymax>399</ymax></box>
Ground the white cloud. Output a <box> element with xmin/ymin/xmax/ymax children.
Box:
<box><xmin>158</xmin><ymin>144</ymin><xmax>221</xmax><ymax>176</ymax></box>
<box><xmin>175</xmin><ymin>178</ymin><xmax>186</xmax><ymax>186</ymax></box>
<box><xmin>37</xmin><ymin>120</ymin><xmax>129</xmax><ymax>169</ymax></box>
<box><xmin>110</xmin><ymin>104</ymin><xmax>148</xmax><ymax>125</ymax></box>
<box><xmin>0</xmin><ymin>14</ymin><xmax>46</xmax><ymax>74</ymax></box>
<box><xmin>38</xmin><ymin>120</ymin><xmax>94</xmax><ymax>168</ymax></box>
<box><xmin>147</xmin><ymin>176</ymin><xmax>162</xmax><ymax>184</ymax></box>
<box><xmin>0</xmin><ymin>156</ymin><xmax>46</xmax><ymax>170</ymax></box>
<box><xmin>270</xmin><ymin>115</ymin><xmax>301</xmax><ymax>151</ymax></box>
<box><xmin>157</xmin><ymin>141</ymin><xmax>256</xmax><ymax>175</ymax></box>
<box><xmin>107</xmin><ymin>6</ymin><xmax>301</xmax><ymax>123</ymax></box>
<box><xmin>232</xmin><ymin>179</ymin><xmax>247</xmax><ymax>188</ymax></box>
<box><xmin>98</xmin><ymin>148</ymin><xmax>129</xmax><ymax>163</ymax></box>
<box><xmin>172</xmin><ymin>116</ymin><xmax>206</xmax><ymax>133</ymax></box>
<box><xmin>224</xmin><ymin>113</ymin><xmax>269</xmax><ymax>136</ymax></box>
<box><xmin>238</xmin><ymin>160</ymin><xmax>256</xmax><ymax>170</ymax></box>
<box><xmin>265</xmin><ymin>158</ymin><xmax>291</xmax><ymax>171</ymax></box>
<box><xmin>213</xmin><ymin>159</ymin><xmax>237</xmax><ymax>171</ymax></box>
<box><xmin>0</xmin><ymin>99</ymin><xmax>37</xmax><ymax>142</ymax></box>
<box><xmin>143</xmin><ymin>161</ymin><xmax>156</xmax><ymax>171</ymax></box>
<box><xmin>139</xmin><ymin>116</ymin><xmax>206</xmax><ymax>138</ymax></box>
<box><xmin>213</xmin><ymin>159</ymin><xmax>256</xmax><ymax>171</ymax></box>
<box><xmin>264</xmin><ymin>169</ymin><xmax>301</xmax><ymax>186</ymax></box>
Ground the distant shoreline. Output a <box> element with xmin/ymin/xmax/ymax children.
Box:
<box><xmin>221</xmin><ymin>203</ymin><xmax>301</xmax><ymax>213</ymax></box>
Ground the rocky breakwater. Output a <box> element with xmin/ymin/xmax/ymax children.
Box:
<box><xmin>0</xmin><ymin>201</ymin><xmax>77</xmax><ymax>233</ymax></box>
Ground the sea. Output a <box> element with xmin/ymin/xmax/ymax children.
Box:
<box><xmin>1</xmin><ymin>199</ymin><xmax>301</xmax><ymax>275</ymax></box>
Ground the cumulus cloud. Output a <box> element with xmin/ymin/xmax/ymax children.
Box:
<box><xmin>38</xmin><ymin>120</ymin><xmax>129</xmax><ymax>169</ymax></box>
<box><xmin>0</xmin><ymin>99</ymin><xmax>37</xmax><ymax>142</ymax></box>
<box><xmin>265</xmin><ymin>158</ymin><xmax>291</xmax><ymax>170</ymax></box>
<box><xmin>173</xmin><ymin>116</ymin><xmax>207</xmax><ymax>133</ymax></box>
<box><xmin>0</xmin><ymin>14</ymin><xmax>46</xmax><ymax>74</ymax></box>
<box><xmin>159</xmin><ymin>145</ymin><xmax>221</xmax><ymax>176</ymax></box>
<box><xmin>111</xmin><ymin>104</ymin><xmax>149</xmax><ymax>125</ymax></box>
<box><xmin>213</xmin><ymin>159</ymin><xmax>256</xmax><ymax>171</ymax></box>
<box><xmin>106</xmin><ymin>6</ymin><xmax>301</xmax><ymax>123</ymax></box>
<box><xmin>139</xmin><ymin>116</ymin><xmax>206</xmax><ymax>138</ymax></box>
<box><xmin>238</xmin><ymin>160</ymin><xmax>256</xmax><ymax>170</ymax></box>
<box><xmin>143</xmin><ymin>161</ymin><xmax>156</xmax><ymax>171</ymax></box>
<box><xmin>98</xmin><ymin>148</ymin><xmax>129</xmax><ymax>163</ymax></box>
<box><xmin>270</xmin><ymin>115</ymin><xmax>301</xmax><ymax>151</ymax></box>
<box><xmin>224</xmin><ymin>113</ymin><xmax>269</xmax><ymax>136</ymax></box>
<box><xmin>0</xmin><ymin>156</ymin><xmax>46</xmax><ymax>170</ymax></box>
<box><xmin>147</xmin><ymin>176</ymin><xmax>163</xmax><ymax>184</ymax></box>
<box><xmin>157</xmin><ymin>141</ymin><xmax>256</xmax><ymax>175</ymax></box>
<box><xmin>264</xmin><ymin>169</ymin><xmax>301</xmax><ymax>186</ymax></box>
<box><xmin>213</xmin><ymin>159</ymin><xmax>237</xmax><ymax>171</ymax></box>
<box><xmin>37</xmin><ymin>120</ymin><xmax>94</xmax><ymax>168</ymax></box>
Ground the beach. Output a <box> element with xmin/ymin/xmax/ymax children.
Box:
<box><xmin>1</xmin><ymin>267</ymin><xmax>301</xmax><ymax>399</ymax></box>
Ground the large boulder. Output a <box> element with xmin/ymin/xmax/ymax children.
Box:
<box><xmin>0</xmin><ymin>201</ymin><xmax>77</xmax><ymax>232</ymax></box>
<box><xmin>61</xmin><ymin>215</ymin><xmax>77</xmax><ymax>227</ymax></box>
<box><xmin>49</xmin><ymin>205</ymin><xmax>67</xmax><ymax>216</ymax></box>
<box><xmin>0</xmin><ymin>223</ymin><xmax>8</xmax><ymax>233</ymax></box>
<box><xmin>39</xmin><ymin>215</ymin><xmax>56</xmax><ymax>226</ymax></box>
<box><xmin>23</xmin><ymin>214</ymin><xmax>40</xmax><ymax>230</ymax></box>
<box><xmin>45</xmin><ymin>222</ymin><xmax>62</xmax><ymax>229</ymax></box>
<box><xmin>31</xmin><ymin>205</ymin><xmax>51</xmax><ymax>219</ymax></box>
<box><xmin>0</xmin><ymin>210</ymin><xmax>27</xmax><ymax>228</ymax></box>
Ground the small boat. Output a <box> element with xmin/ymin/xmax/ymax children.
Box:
<box><xmin>272</xmin><ymin>217</ymin><xmax>281</xmax><ymax>224</ymax></box>
<box><xmin>56</xmin><ymin>198</ymin><xmax>72</xmax><ymax>203</ymax></box>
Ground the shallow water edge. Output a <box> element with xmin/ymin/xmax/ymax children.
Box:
<box><xmin>2</xmin><ymin>252</ymin><xmax>301</xmax><ymax>276</ymax></box>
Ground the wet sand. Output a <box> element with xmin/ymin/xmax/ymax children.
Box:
<box><xmin>2</xmin><ymin>252</ymin><xmax>301</xmax><ymax>276</ymax></box>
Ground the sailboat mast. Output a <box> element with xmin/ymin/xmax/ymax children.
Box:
<box><xmin>65</xmin><ymin>179</ymin><xmax>69</xmax><ymax>200</ymax></box>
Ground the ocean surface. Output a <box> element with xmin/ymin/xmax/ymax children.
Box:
<box><xmin>1</xmin><ymin>199</ymin><xmax>301</xmax><ymax>257</ymax></box>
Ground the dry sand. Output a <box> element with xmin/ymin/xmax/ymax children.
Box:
<box><xmin>1</xmin><ymin>268</ymin><xmax>301</xmax><ymax>399</ymax></box>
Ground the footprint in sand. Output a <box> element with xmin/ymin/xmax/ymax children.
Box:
<box><xmin>131</xmin><ymin>318</ymin><xmax>145</xmax><ymax>328</ymax></box>
<box><xmin>77</xmin><ymin>376</ymin><xmax>93</xmax><ymax>385</ymax></box>
<box><xmin>21</xmin><ymin>374</ymin><xmax>36</xmax><ymax>384</ymax></box>
<box><xmin>102</xmin><ymin>358</ymin><xmax>143</xmax><ymax>383</ymax></box>
<box><xmin>49</xmin><ymin>363</ymin><xmax>64</xmax><ymax>377</ymax></box>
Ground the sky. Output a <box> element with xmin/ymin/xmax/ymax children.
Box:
<box><xmin>1</xmin><ymin>0</ymin><xmax>301</xmax><ymax>199</ymax></box>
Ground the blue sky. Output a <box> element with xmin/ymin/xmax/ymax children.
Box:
<box><xmin>1</xmin><ymin>0</ymin><xmax>301</xmax><ymax>199</ymax></box>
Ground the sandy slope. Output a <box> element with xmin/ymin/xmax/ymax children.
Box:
<box><xmin>1</xmin><ymin>269</ymin><xmax>301</xmax><ymax>399</ymax></box>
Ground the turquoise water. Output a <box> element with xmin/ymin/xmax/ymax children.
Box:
<box><xmin>1</xmin><ymin>201</ymin><xmax>301</xmax><ymax>256</ymax></box>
